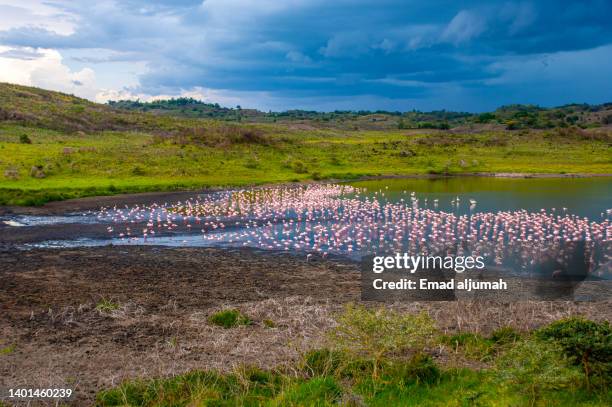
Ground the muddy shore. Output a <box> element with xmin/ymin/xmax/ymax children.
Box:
<box><xmin>1</xmin><ymin>246</ymin><xmax>610</xmax><ymax>406</ymax></box>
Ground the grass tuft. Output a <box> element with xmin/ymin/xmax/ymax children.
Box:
<box><xmin>208</xmin><ymin>309</ymin><xmax>251</xmax><ymax>328</ymax></box>
<box><xmin>95</xmin><ymin>298</ymin><xmax>120</xmax><ymax>313</ymax></box>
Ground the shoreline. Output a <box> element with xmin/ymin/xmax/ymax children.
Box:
<box><xmin>1</xmin><ymin>172</ymin><xmax>611</xmax><ymax>216</ymax></box>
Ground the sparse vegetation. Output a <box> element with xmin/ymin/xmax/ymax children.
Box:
<box><xmin>208</xmin><ymin>309</ymin><xmax>251</xmax><ymax>328</ymax></box>
<box><xmin>95</xmin><ymin>298</ymin><xmax>120</xmax><ymax>313</ymax></box>
<box><xmin>0</xmin><ymin>344</ymin><xmax>15</xmax><ymax>355</ymax></box>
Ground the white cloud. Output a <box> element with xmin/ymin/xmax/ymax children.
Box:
<box><xmin>0</xmin><ymin>0</ymin><xmax>76</xmax><ymax>34</ymax></box>
<box><xmin>0</xmin><ymin>46</ymin><xmax>98</xmax><ymax>99</ymax></box>
<box><xmin>441</xmin><ymin>10</ymin><xmax>487</xmax><ymax>45</ymax></box>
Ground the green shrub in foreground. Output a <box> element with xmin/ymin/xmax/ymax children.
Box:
<box><xmin>496</xmin><ymin>338</ymin><xmax>581</xmax><ymax>404</ymax></box>
<box><xmin>441</xmin><ymin>332</ymin><xmax>495</xmax><ymax>361</ymax></box>
<box><xmin>208</xmin><ymin>309</ymin><xmax>251</xmax><ymax>328</ymax></box>
<box><xmin>392</xmin><ymin>352</ymin><xmax>441</xmax><ymax>385</ymax></box>
<box><xmin>328</xmin><ymin>304</ymin><xmax>436</xmax><ymax>379</ymax></box>
<box><xmin>490</xmin><ymin>326</ymin><xmax>522</xmax><ymax>345</ymax></box>
<box><xmin>536</xmin><ymin>317</ymin><xmax>611</xmax><ymax>388</ymax></box>
<box><xmin>302</xmin><ymin>349</ymin><xmax>346</xmax><ymax>377</ymax></box>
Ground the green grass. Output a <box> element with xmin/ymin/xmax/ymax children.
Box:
<box><xmin>96</xmin><ymin>311</ymin><xmax>612</xmax><ymax>406</ymax></box>
<box><xmin>0</xmin><ymin>344</ymin><xmax>15</xmax><ymax>355</ymax></box>
<box><xmin>95</xmin><ymin>357</ymin><xmax>611</xmax><ymax>407</ymax></box>
<box><xmin>1</xmin><ymin>123</ymin><xmax>610</xmax><ymax>206</ymax></box>
<box><xmin>95</xmin><ymin>298</ymin><xmax>120</xmax><ymax>313</ymax></box>
<box><xmin>208</xmin><ymin>309</ymin><xmax>251</xmax><ymax>328</ymax></box>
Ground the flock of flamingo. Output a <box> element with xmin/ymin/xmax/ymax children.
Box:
<box><xmin>96</xmin><ymin>184</ymin><xmax>611</xmax><ymax>277</ymax></box>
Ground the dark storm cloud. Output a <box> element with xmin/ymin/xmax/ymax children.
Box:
<box><xmin>1</xmin><ymin>0</ymin><xmax>611</xmax><ymax>110</ymax></box>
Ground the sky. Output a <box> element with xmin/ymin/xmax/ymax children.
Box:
<box><xmin>0</xmin><ymin>0</ymin><xmax>611</xmax><ymax>112</ymax></box>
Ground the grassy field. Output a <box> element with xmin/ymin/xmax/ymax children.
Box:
<box><xmin>0</xmin><ymin>83</ymin><xmax>611</xmax><ymax>205</ymax></box>
<box><xmin>1</xmin><ymin>124</ymin><xmax>610</xmax><ymax>206</ymax></box>
<box><xmin>95</xmin><ymin>307</ymin><xmax>611</xmax><ymax>407</ymax></box>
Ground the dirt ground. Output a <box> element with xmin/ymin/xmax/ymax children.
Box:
<box><xmin>1</xmin><ymin>246</ymin><xmax>610</xmax><ymax>406</ymax></box>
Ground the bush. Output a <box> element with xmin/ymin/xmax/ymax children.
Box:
<box><xmin>263</xmin><ymin>319</ymin><xmax>276</xmax><ymax>328</ymax></box>
<box><xmin>398</xmin><ymin>352</ymin><xmax>440</xmax><ymax>384</ymax></box>
<box><xmin>291</xmin><ymin>160</ymin><xmax>308</xmax><ymax>174</ymax></box>
<box><xmin>490</xmin><ymin>326</ymin><xmax>521</xmax><ymax>345</ymax></box>
<box><xmin>131</xmin><ymin>165</ymin><xmax>146</xmax><ymax>176</ymax></box>
<box><xmin>3</xmin><ymin>166</ymin><xmax>19</xmax><ymax>180</ymax></box>
<box><xmin>244</xmin><ymin>157</ymin><xmax>259</xmax><ymax>169</ymax></box>
<box><xmin>441</xmin><ymin>332</ymin><xmax>494</xmax><ymax>361</ymax></box>
<box><xmin>536</xmin><ymin>317</ymin><xmax>611</xmax><ymax>388</ymax></box>
<box><xmin>310</xmin><ymin>171</ymin><xmax>323</xmax><ymax>180</ymax></box>
<box><xmin>208</xmin><ymin>309</ymin><xmax>251</xmax><ymax>328</ymax></box>
<box><xmin>329</xmin><ymin>304</ymin><xmax>436</xmax><ymax>379</ymax></box>
<box><xmin>19</xmin><ymin>134</ymin><xmax>31</xmax><ymax>144</ymax></box>
<box><xmin>496</xmin><ymin>338</ymin><xmax>581</xmax><ymax>404</ymax></box>
<box><xmin>506</xmin><ymin>120</ymin><xmax>519</xmax><ymax>130</ymax></box>
<box><xmin>302</xmin><ymin>349</ymin><xmax>345</xmax><ymax>377</ymax></box>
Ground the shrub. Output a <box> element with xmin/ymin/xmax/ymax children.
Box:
<box><xmin>329</xmin><ymin>304</ymin><xmax>436</xmax><ymax>379</ymax></box>
<box><xmin>29</xmin><ymin>165</ymin><xmax>46</xmax><ymax>178</ymax></box>
<box><xmin>244</xmin><ymin>157</ymin><xmax>260</xmax><ymax>169</ymax></box>
<box><xmin>3</xmin><ymin>166</ymin><xmax>19</xmax><ymax>180</ymax></box>
<box><xmin>329</xmin><ymin>155</ymin><xmax>342</xmax><ymax>166</ymax></box>
<box><xmin>490</xmin><ymin>326</ymin><xmax>521</xmax><ymax>345</ymax></box>
<box><xmin>441</xmin><ymin>332</ymin><xmax>494</xmax><ymax>361</ymax></box>
<box><xmin>291</xmin><ymin>160</ymin><xmax>308</xmax><ymax>174</ymax></box>
<box><xmin>208</xmin><ymin>309</ymin><xmax>251</xmax><ymax>328</ymax></box>
<box><xmin>263</xmin><ymin>319</ymin><xmax>276</xmax><ymax>328</ymax></box>
<box><xmin>536</xmin><ymin>317</ymin><xmax>611</xmax><ymax>388</ymax></box>
<box><xmin>302</xmin><ymin>349</ymin><xmax>345</xmax><ymax>377</ymax></box>
<box><xmin>19</xmin><ymin>134</ymin><xmax>31</xmax><ymax>144</ymax></box>
<box><xmin>506</xmin><ymin>120</ymin><xmax>519</xmax><ymax>130</ymax></box>
<box><xmin>131</xmin><ymin>165</ymin><xmax>146</xmax><ymax>176</ymax></box>
<box><xmin>310</xmin><ymin>171</ymin><xmax>323</xmax><ymax>181</ymax></box>
<box><xmin>496</xmin><ymin>338</ymin><xmax>581</xmax><ymax>404</ymax></box>
<box><xmin>398</xmin><ymin>352</ymin><xmax>440</xmax><ymax>384</ymax></box>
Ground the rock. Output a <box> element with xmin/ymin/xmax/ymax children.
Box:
<box><xmin>3</xmin><ymin>167</ymin><xmax>19</xmax><ymax>180</ymax></box>
<box><xmin>399</xmin><ymin>149</ymin><xmax>416</xmax><ymax>157</ymax></box>
<box><xmin>30</xmin><ymin>166</ymin><xmax>46</xmax><ymax>178</ymax></box>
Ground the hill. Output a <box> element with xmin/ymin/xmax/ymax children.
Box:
<box><xmin>108</xmin><ymin>95</ymin><xmax>612</xmax><ymax>131</ymax></box>
<box><xmin>0</xmin><ymin>82</ymin><xmax>610</xmax><ymax>206</ymax></box>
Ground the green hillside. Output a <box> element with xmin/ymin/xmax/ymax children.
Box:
<box><xmin>109</xmin><ymin>95</ymin><xmax>612</xmax><ymax>131</ymax></box>
<box><xmin>0</xmin><ymin>82</ymin><xmax>610</xmax><ymax>206</ymax></box>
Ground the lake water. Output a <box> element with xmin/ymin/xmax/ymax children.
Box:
<box><xmin>349</xmin><ymin>177</ymin><xmax>611</xmax><ymax>219</ymax></box>
<box><xmin>9</xmin><ymin>177</ymin><xmax>612</xmax><ymax>277</ymax></box>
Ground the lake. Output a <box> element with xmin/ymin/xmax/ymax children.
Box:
<box><xmin>9</xmin><ymin>176</ymin><xmax>610</xmax><ymax>278</ymax></box>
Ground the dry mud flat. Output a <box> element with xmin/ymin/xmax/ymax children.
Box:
<box><xmin>0</xmin><ymin>246</ymin><xmax>610</xmax><ymax>406</ymax></box>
